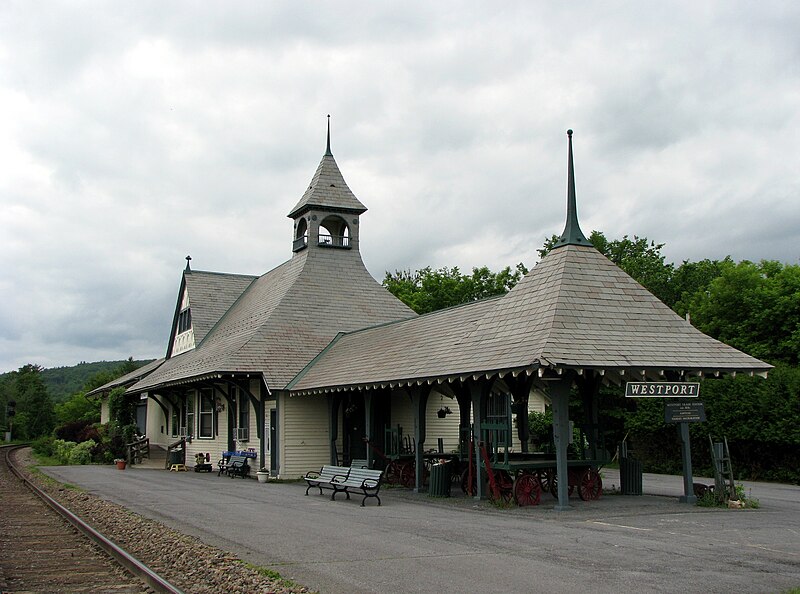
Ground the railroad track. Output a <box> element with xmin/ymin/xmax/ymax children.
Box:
<box><xmin>0</xmin><ymin>444</ymin><xmax>184</xmax><ymax>594</ymax></box>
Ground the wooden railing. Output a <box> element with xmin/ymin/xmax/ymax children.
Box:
<box><xmin>126</xmin><ymin>437</ymin><xmax>150</xmax><ymax>465</ymax></box>
<box><xmin>318</xmin><ymin>233</ymin><xmax>351</xmax><ymax>249</ymax></box>
<box><xmin>165</xmin><ymin>438</ymin><xmax>185</xmax><ymax>469</ymax></box>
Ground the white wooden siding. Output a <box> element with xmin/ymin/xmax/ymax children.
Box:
<box><xmin>280</xmin><ymin>393</ymin><xmax>330</xmax><ymax>479</ymax></box>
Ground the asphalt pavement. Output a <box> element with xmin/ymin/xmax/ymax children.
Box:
<box><xmin>39</xmin><ymin>464</ymin><xmax>800</xmax><ymax>593</ymax></box>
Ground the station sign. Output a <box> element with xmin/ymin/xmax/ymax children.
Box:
<box><xmin>664</xmin><ymin>401</ymin><xmax>706</xmax><ymax>423</ymax></box>
<box><xmin>625</xmin><ymin>382</ymin><xmax>700</xmax><ymax>397</ymax></box>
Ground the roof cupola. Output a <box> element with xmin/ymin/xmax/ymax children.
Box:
<box><xmin>289</xmin><ymin>116</ymin><xmax>367</xmax><ymax>254</ymax></box>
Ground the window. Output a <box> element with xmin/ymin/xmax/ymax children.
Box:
<box><xmin>185</xmin><ymin>393</ymin><xmax>195</xmax><ymax>438</ymax></box>
<box><xmin>199</xmin><ymin>389</ymin><xmax>214</xmax><ymax>438</ymax></box>
<box><xmin>171</xmin><ymin>406</ymin><xmax>179</xmax><ymax>437</ymax></box>
<box><xmin>177</xmin><ymin>307</ymin><xmax>192</xmax><ymax>333</ymax></box>
<box><xmin>238</xmin><ymin>388</ymin><xmax>249</xmax><ymax>433</ymax></box>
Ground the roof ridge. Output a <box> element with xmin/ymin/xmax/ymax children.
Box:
<box><xmin>192</xmin><ymin>262</ymin><xmax>291</xmax><ymax>349</ymax></box>
<box><xmin>187</xmin><ymin>269</ymin><xmax>259</xmax><ymax>279</ymax></box>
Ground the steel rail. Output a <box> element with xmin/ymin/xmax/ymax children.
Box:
<box><xmin>2</xmin><ymin>444</ymin><xmax>186</xmax><ymax>594</ymax></box>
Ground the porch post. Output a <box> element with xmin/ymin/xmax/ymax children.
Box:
<box><xmin>469</xmin><ymin>381</ymin><xmax>489</xmax><ymax>500</ymax></box>
<box><xmin>550</xmin><ymin>375</ymin><xmax>573</xmax><ymax>511</ymax></box>
<box><xmin>328</xmin><ymin>394</ymin><xmax>341</xmax><ymax>465</ymax></box>
<box><xmin>363</xmin><ymin>391</ymin><xmax>373</xmax><ymax>468</ymax></box>
<box><xmin>411</xmin><ymin>386</ymin><xmax>431</xmax><ymax>493</ymax></box>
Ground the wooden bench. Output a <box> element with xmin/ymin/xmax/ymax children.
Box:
<box><xmin>304</xmin><ymin>465</ymin><xmax>349</xmax><ymax>496</ymax></box>
<box><xmin>332</xmin><ymin>467</ymin><xmax>384</xmax><ymax>506</ymax></box>
<box><xmin>349</xmin><ymin>459</ymin><xmax>369</xmax><ymax>469</ymax></box>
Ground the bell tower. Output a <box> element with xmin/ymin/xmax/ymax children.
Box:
<box><xmin>288</xmin><ymin>116</ymin><xmax>367</xmax><ymax>254</ymax></box>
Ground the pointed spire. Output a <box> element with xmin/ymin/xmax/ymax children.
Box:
<box><xmin>185</xmin><ymin>255</ymin><xmax>192</xmax><ymax>271</ymax></box>
<box><xmin>325</xmin><ymin>114</ymin><xmax>332</xmax><ymax>156</ymax></box>
<box><xmin>553</xmin><ymin>129</ymin><xmax>589</xmax><ymax>248</ymax></box>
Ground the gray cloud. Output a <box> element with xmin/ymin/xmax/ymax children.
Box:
<box><xmin>1</xmin><ymin>1</ymin><xmax>798</xmax><ymax>371</ymax></box>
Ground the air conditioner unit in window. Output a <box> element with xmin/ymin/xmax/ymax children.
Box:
<box><xmin>236</xmin><ymin>427</ymin><xmax>249</xmax><ymax>442</ymax></box>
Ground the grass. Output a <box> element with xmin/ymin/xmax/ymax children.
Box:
<box><xmin>240</xmin><ymin>561</ymin><xmax>312</xmax><ymax>591</ymax></box>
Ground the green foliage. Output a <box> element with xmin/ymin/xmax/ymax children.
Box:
<box><xmin>527</xmin><ymin>410</ymin><xmax>553</xmax><ymax>451</ymax></box>
<box><xmin>3</xmin><ymin>364</ymin><xmax>56</xmax><ymax>439</ymax></box>
<box><xmin>68</xmin><ymin>440</ymin><xmax>96</xmax><ymax>464</ymax></box>
<box><xmin>32</xmin><ymin>435</ymin><xmax>56</xmax><ymax>458</ymax></box>
<box><xmin>55</xmin><ymin>392</ymin><xmax>101</xmax><ymax>426</ymax></box>
<box><xmin>29</xmin><ymin>358</ymin><xmax>152</xmax><ymax>403</ymax></box>
<box><xmin>684</xmin><ymin>260</ymin><xmax>800</xmax><ymax>365</ymax></box>
<box><xmin>383</xmin><ymin>263</ymin><xmax>528</xmax><ymax>314</ymax></box>
<box><xmin>53</xmin><ymin>439</ymin><xmax>76</xmax><ymax>464</ymax></box>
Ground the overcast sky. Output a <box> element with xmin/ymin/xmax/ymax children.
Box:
<box><xmin>1</xmin><ymin>1</ymin><xmax>798</xmax><ymax>373</ymax></box>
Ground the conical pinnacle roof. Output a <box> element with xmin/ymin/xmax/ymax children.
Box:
<box><xmin>287</xmin><ymin>152</ymin><xmax>367</xmax><ymax>218</ymax></box>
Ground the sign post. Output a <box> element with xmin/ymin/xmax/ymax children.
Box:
<box><xmin>626</xmin><ymin>382</ymin><xmax>701</xmax><ymax>504</ymax></box>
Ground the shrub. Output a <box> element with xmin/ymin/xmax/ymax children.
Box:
<box><xmin>68</xmin><ymin>439</ymin><xmax>96</xmax><ymax>465</ymax></box>
<box><xmin>31</xmin><ymin>435</ymin><xmax>56</xmax><ymax>458</ymax></box>
<box><xmin>53</xmin><ymin>439</ymin><xmax>76</xmax><ymax>465</ymax></box>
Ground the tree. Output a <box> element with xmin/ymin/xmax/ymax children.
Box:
<box><xmin>383</xmin><ymin>264</ymin><xmax>528</xmax><ymax>314</ymax></box>
<box><xmin>684</xmin><ymin>260</ymin><xmax>800</xmax><ymax>365</ymax></box>
<box><xmin>12</xmin><ymin>364</ymin><xmax>56</xmax><ymax>439</ymax></box>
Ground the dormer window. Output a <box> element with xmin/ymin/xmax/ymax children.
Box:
<box><xmin>172</xmin><ymin>287</ymin><xmax>196</xmax><ymax>356</ymax></box>
<box><xmin>318</xmin><ymin>215</ymin><xmax>351</xmax><ymax>249</ymax></box>
<box><xmin>177</xmin><ymin>307</ymin><xmax>192</xmax><ymax>333</ymax></box>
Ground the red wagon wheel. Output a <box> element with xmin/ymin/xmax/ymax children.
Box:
<box><xmin>538</xmin><ymin>468</ymin><xmax>553</xmax><ymax>494</ymax></box>
<box><xmin>549</xmin><ymin>473</ymin><xmax>575</xmax><ymax>499</ymax></box>
<box><xmin>513</xmin><ymin>472</ymin><xmax>542</xmax><ymax>507</ymax></box>
<box><xmin>385</xmin><ymin>461</ymin><xmax>401</xmax><ymax>485</ymax></box>
<box><xmin>578</xmin><ymin>468</ymin><xmax>603</xmax><ymax>501</ymax></box>
<box><xmin>399</xmin><ymin>461</ymin><xmax>416</xmax><ymax>488</ymax></box>
<box><xmin>461</xmin><ymin>467</ymin><xmax>477</xmax><ymax>495</ymax></box>
<box><xmin>487</xmin><ymin>470</ymin><xmax>514</xmax><ymax>504</ymax></box>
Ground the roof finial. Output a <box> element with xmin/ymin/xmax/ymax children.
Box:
<box><xmin>185</xmin><ymin>255</ymin><xmax>192</xmax><ymax>271</ymax></box>
<box><xmin>325</xmin><ymin>114</ymin><xmax>332</xmax><ymax>156</ymax></box>
<box><xmin>552</xmin><ymin>129</ymin><xmax>589</xmax><ymax>249</ymax></box>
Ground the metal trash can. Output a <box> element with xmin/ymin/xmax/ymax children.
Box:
<box><xmin>620</xmin><ymin>457</ymin><xmax>643</xmax><ymax>496</ymax></box>
<box><xmin>428</xmin><ymin>462</ymin><xmax>451</xmax><ymax>498</ymax></box>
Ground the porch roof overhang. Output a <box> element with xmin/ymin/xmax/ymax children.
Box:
<box><xmin>127</xmin><ymin>370</ymin><xmax>271</xmax><ymax>396</ymax></box>
<box><xmin>287</xmin><ymin>360</ymin><xmax>769</xmax><ymax>396</ymax></box>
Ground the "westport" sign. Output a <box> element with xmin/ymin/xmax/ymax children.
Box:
<box><xmin>624</xmin><ymin>382</ymin><xmax>700</xmax><ymax>397</ymax></box>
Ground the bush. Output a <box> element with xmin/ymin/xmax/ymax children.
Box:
<box><xmin>68</xmin><ymin>439</ymin><xmax>96</xmax><ymax>465</ymax></box>
<box><xmin>55</xmin><ymin>419</ymin><xmax>100</xmax><ymax>443</ymax></box>
<box><xmin>31</xmin><ymin>435</ymin><xmax>56</xmax><ymax>458</ymax></box>
<box><xmin>53</xmin><ymin>439</ymin><xmax>76</xmax><ymax>465</ymax></box>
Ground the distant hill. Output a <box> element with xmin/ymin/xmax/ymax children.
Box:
<box><xmin>1</xmin><ymin>360</ymin><xmax>155</xmax><ymax>403</ymax></box>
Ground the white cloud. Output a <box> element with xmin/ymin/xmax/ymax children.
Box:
<box><xmin>0</xmin><ymin>1</ymin><xmax>799</xmax><ymax>371</ymax></box>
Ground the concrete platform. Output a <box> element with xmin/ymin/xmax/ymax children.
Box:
<box><xmin>40</xmin><ymin>464</ymin><xmax>800</xmax><ymax>594</ymax></box>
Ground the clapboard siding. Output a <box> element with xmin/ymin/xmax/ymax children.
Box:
<box><xmin>280</xmin><ymin>392</ymin><xmax>329</xmax><ymax>478</ymax></box>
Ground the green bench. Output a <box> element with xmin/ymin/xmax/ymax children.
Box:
<box><xmin>332</xmin><ymin>467</ymin><xmax>384</xmax><ymax>507</ymax></box>
<box><xmin>304</xmin><ymin>465</ymin><xmax>350</xmax><ymax>496</ymax></box>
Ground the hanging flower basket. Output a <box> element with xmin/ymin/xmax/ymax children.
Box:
<box><xmin>437</xmin><ymin>406</ymin><xmax>452</xmax><ymax>419</ymax></box>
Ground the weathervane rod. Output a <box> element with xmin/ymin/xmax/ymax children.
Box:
<box><xmin>325</xmin><ymin>114</ymin><xmax>332</xmax><ymax>156</ymax></box>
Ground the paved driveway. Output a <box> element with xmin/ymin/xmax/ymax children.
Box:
<box><xmin>41</xmin><ymin>465</ymin><xmax>800</xmax><ymax>594</ymax></box>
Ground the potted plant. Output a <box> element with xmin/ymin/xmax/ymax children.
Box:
<box><xmin>114</xmin><ymin>458</ymin><xmax>127</xmax><ymax>470</ymax></box>
<box><xmin>437</xmin><ymin>406</ymin><xmax>452</xmax><ymax>419</ymax></box>
<box><xmin>256</xmin><ymin>468</ymin><xmax>270</xmax><ymax>483</ymax></box>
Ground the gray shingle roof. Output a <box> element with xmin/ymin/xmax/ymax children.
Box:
<box><xmin>131</xmin><ymin>247</ymin><xmax>415</xmax><ymax>393</ymax></box>
<box><xmin>86</xmin><ymin>358</ymin><xmax>165</xmax><ymax>397</ymax></box>
<box><xmin>184</xmin><ymin>270</ymin><xmax>258</xmax><ymax>344</ymax></box>
<box><xmin>289</xmin><ymin>244</ymin><xmax>770</xmax><ymax>392</ymax></box>
<box><xmin>287</xmin><ymin>153</ymin><xmax>367</xmax><ymax>217</ymax></box>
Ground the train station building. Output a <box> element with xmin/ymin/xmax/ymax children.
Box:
<box><xmin>93</xmin><ymin>126</ymin><xmax>770</xmax><ymax>509</ymax></box>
